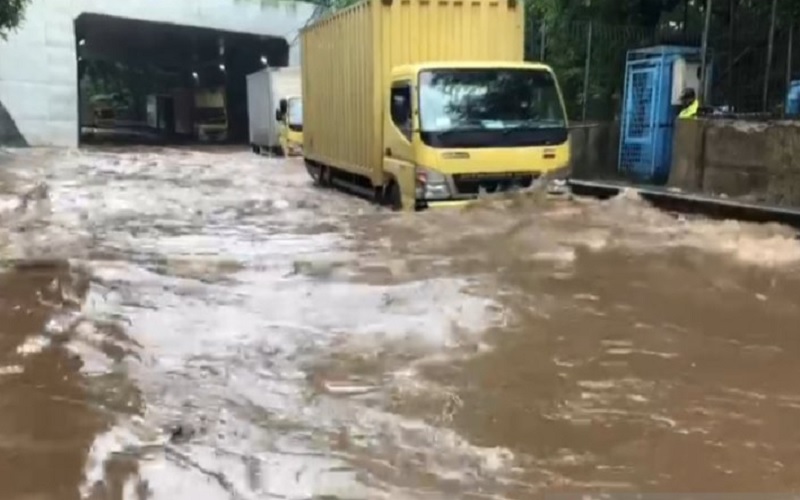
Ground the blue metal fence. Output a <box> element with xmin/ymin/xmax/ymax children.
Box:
<box><xmin>619</xmin><ymin>46</ymin><xmax>701</xmax><ymax>184</ymax></box>
<box><xmin>786</xmin><ymin>80</ymin><xmax>800</xmax><ymax>117</ymax></box>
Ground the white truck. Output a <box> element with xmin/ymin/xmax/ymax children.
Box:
<box><xmin>246</xmin><ymin>66</ymin><xmax>302</xmax><ymax>156</ymax></box>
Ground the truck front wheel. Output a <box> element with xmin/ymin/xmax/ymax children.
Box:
<box><xmin>387</xmin><ymin>182</ymin><xmax>402</xmax><ymax>211</ymax></box>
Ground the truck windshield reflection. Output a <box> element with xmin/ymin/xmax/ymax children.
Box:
<box><xmin>418</xmin><ymin>68</ymin><xmax>567</xmax><ymax>148</ymax></box>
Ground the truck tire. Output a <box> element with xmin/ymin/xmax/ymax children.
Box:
<box><xmin>388</xmin><ymin>182</ymin><xmax>402</xmax><ymax>211</ymax></box>
<box><xmin>319</xmin><ymin>165</ymin><xmax>332</xmax><ymax>187</ymax></box>
<box><xmin>306</xmin><ymin>160</ymin><xmax>330</xmax><ymax>188</ymax></box>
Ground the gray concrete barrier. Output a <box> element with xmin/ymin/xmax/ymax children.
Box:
<box><xmin>670</xmin><ymin>119</ymin><xmax>800</xmax><ymax>207</ymax></box>
<box><xmin>569</xmin><ymin>121</ymin><xmax>620</xmax><ymax>180</ymax></box>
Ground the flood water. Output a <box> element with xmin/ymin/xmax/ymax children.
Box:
<box><xmin>1</xmin><ymin>146</ymin><xmax>800</xmax><ymax>499</ymax></box>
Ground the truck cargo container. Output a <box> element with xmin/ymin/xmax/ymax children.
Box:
<box><xmin>247</xmin><ymin>67</ymin><xmax>303</xmax><ymax>156</ymax></box>
<box><xmin>300</xmin><ymin>0</ymin><xmax>570</xmax><ymax>210</ymax></box>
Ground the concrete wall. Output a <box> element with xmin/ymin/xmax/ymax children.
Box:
<box><xmin>0</xmin><ymin>0</ymin><xmax>315</xmax><ymax>147</ymax></box>
<box><xmin>669</xmin><ymin>119</ymin><xmax>800</xmax><ymax>206</ymax></box>
<box><xmin>0</xmin><ymin>100</ymin><xmax>27</xmax><ymax>147</ymax></box>
<box><xmin>560</xmin><ymin>118</ymin><xmax>800</xmax><ymax>208</ymax></box>
<box><xmin>569</xmin><ymin>122</ymin><xmax>620</xmax><ymax>180</ymax></box>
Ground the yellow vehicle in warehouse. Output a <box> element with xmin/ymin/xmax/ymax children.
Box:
<box><xmin>300</xmin><ymin>0</ymin><xmax>570</xmax><ymax>210</ymax></box>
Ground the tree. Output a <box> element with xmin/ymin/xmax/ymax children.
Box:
<box><xmin>527</xmin><ymin>0</ymin><xmax>693</xmax><ymax>119</ymax></box>
<box><xmin>0</xmin><ymin>0</ymin><xmax>30</xmax><ymax>40</ymax></box>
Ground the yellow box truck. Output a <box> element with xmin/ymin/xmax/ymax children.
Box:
<box><xmin>300</xmin><ymin>0</ymin><xmax>570</xmax><ymax>210</ymax></box>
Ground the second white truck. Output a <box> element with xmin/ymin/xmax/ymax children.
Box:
<box><xmin>246</xmin><ymin>66</ymin><xmax>302</xmax><ymax>156</ymax></box>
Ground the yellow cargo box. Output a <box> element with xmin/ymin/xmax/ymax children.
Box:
<box><xmin>301</xmin><ymin>0</ymin><xmax>570</xmax><ymax>210</ymax></box>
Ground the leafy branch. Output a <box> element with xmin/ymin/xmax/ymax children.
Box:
<box><xmin>0</xmin><ymin>0</ymin><xmax>30</xmax><ymax>40</ymax></box>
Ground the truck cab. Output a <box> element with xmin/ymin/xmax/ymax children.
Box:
<box><xmin>276</xmin><ymin>96</ymin><xmax>303</xmax><ymax>156</ymax></box>
<box><xmin>381</xmin><ymin>61</ymin><xmax>570</xmax><ymax>209</ymax></box>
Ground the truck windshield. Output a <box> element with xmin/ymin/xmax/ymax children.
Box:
<box><xmin>287</xmin><ymin>98</ymin><xmax>303</xmax><ymax>130</ymax></box>
<box><xmin>418</xmin><ymin>68</ymin><xmax>568</xmax><ymax>148</ymax></box>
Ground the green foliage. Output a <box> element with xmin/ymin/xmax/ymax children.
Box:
<box><xmin>265</xmin><ymin>0</ymin><xmax>795</xmax><ymax>116</ymax></box>
<box><xmin>525</xmin><ymin>0</ymin><xmax>690</xmax><ymax>120</ymax></box>
<box><xmin>537</xmin><ymin>0</ymin><xmax>800</xmax><ymax>117</ymax></box>
<box><xmin>0</xmin><ymin>0</ymin><xmax>30</xmax><ymax>40</ymax></box>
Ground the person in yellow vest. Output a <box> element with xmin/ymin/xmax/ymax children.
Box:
<box><xmin>678</xmin><ymin>87</ymin><xmax>699</xmax><ymax>119</ymax></box>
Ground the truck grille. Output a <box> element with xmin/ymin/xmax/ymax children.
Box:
<box><xmin>452</xmin><ymin>172</ymin><xmax>539</xmax><ymax>195</ymax></box>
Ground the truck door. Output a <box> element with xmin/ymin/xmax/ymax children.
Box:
<box><xmin>382</xmin><ymin>79</ymin><xmax>417</xmax><ymax>208</ymax></box>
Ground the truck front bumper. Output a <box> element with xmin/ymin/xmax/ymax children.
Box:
<box><xmin>197</xmin><ymin>127</ymin><xmax>228</xmax><ymax>142</ymax></box>
<box><xmin>415</xmin><ymin>166</ymin><xmax>571</xmax><ymax>210</ymax></box>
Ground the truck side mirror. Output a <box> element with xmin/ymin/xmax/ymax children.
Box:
<box><xmin>275</xmin><ymin>109</ymin><xmax>283</xmax><ymax>121</ymax></box>
<box><xmin>278</xmin><ymin>98</ymin><xmax>288</xmax><ymax>115</ymax></box>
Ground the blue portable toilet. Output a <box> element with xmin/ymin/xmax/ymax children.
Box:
<box><xmin>619</xmin><ymin>45</ymin><xmax>708</xmax><ymax>184</ymax></box>
<box><xmin>786</xmin><ymin>80</ymin><xmax>800</xmax><ymax>117</ymax></box>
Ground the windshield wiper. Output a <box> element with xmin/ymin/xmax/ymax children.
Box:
<box><xmin>423</xmin><ymin>124</ymin><xmax>485</xmax><ymax>136</ymax></box>
<box><xmin>499</xmin><ymin>121</ymin><xmax>565</xmax><ymax>134</ymax></box>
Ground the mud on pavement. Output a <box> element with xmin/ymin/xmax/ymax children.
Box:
<box><xmin>1</xmin><ymin>146</ymin><xmax>800</xmax><ymax>499</ymax></box>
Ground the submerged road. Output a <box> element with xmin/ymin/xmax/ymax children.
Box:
<box><xmin>1</xmin><ymin>146</ymin><xmax>800</xmax><ymax>499</ymax></box>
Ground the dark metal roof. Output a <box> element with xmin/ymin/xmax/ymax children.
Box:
<box><xmin>74</xmin><ymin>13</ymin><xmax>288</xmax><ymax>71</ymax></box>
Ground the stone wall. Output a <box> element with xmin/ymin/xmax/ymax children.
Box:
<box><xmin>669</xmin><ymin>119</ymin><xmax>800</xmax><ymax>206</ymax></box>
<box><xmin>569</xmin><ymin>121</ymin><xmax>620</xmax><ymax>180</ymax></box>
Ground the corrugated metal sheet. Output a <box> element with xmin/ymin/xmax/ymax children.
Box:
<box><xmin>247</xmin><ymin>70</ymin><xmax>275</xmax><ymax>147</ymax></box>
<box><xmin>301</xmin><ymin>0</ymin><xmax>524</xmax><ymax>183</ymax></box>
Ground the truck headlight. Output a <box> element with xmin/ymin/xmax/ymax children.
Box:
<box><xmin>415</xmin><ymin>166</ymin><xmax>450</xmax><ymax>200</ymax></box>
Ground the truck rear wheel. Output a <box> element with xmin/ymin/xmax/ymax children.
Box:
<box><xmin>305</xmin><ymin>160</ymin><xmax>331</xmax><ymax>188</ymax></box>
<box><xmin>319</xmin><ymin>165</ymin><xmax>332</xmax><ymax>187</ymax></box>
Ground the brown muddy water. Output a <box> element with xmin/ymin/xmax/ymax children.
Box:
<box><xmin>1</xmin><ymin>146</ymin><xmax>800</xmax><ymax>499</ymax></box>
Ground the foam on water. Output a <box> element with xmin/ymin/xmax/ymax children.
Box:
<box><xmin>10</xmin><ymin>148</ymin><xmax>512</xmax><ymax>497</ymax></box>
<box><xmin>375</xmin><ymin>189</ymin><xmax>800</xmax><ymax>271</ymax></box>
<box><xmin>2</xmin><ymin>148</ymin><xmax>800</xmax><ymax>498</ymax></box>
